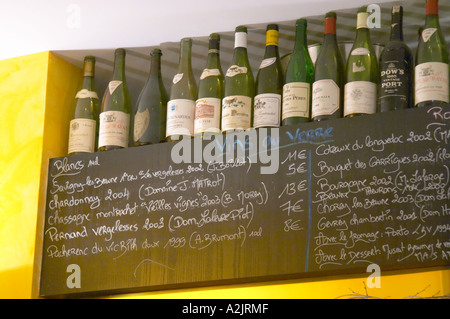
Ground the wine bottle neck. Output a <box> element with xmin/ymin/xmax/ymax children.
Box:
<box><xmin>149</xmin><ymin>54</ymin><xmax>162</xmax><ymax>79</ymax></box>
<box><xmin>234</xmin><ymin>32</ymin><xmax>247</xmax><ymax>49</ymax></box>
<box><xmin>425</xmin><ymin>13</ymin><xmax>440</xmax><ymax>28</ymax></box>
<box><xmin>426</xmin><ymin>0</ymin><xmax>439</xmax><ymax>15</ymax></box>
<box><xmin>178</xmin><ymin>40</ymin><xmax>193</xmax><ymax>73</ymax></box>
<box><xmin>206</xmin><ymin>37</ymin><xmax>221</xmax><ymax>69</ymax></box>
<box><xmin>354</xmin><ymin>27</ymin><xmax>371</xmax><ymax>46</ymax></box>
<box><xmin>232</xmin><ymin>32</ymin><xmax>248</xmax><ymax>64</ymax></box>
<box><xmin>390</xmin><ymin>7</ymin><xmax>404</xmax><ymax>41</ymax></box>
<box><xmin>425</xmin><ymin>0</ymin><xmax>440</xmax><ymax>27</ymax></box>
<box><xmin>293</xmin><ymin>24</ymin><xmax>307</xmax><ymax>51</ymax></box>
<box><xmin>324</xmin><ymin>17</ymin><xmax>337</xmax><ymax>36</ymax></box>
<box><xmin>322</xmin><ymin>33</ymin><xmax>338</xmax><ymax>50</ymax></box>
<box><xmin>264</xmin><ymin>45</ymin><xmax>279</xmax><ymax>59</ymax></box>
<box><xmin>264</xmin><ymin>28</ymin><xmax>279</xmax><ymax>57</ymax></box>
<box><xmin>82</xmin><ymin>75</ymin><xmax>94</xmax><ymax>90</ymax></box>
<box><xmin>82</xmin><ymin>59</ymin><xmax>95</xmax><ymax>89</ymax></box>
<box><xmin>112</xmin><ymin>53</ymin><xmax>126</xmax><ymax>81</ymax></box>
<box><xmin>206</xmin><ymin>50</ymin><xmax>220</xmax><ymax>69</ymax></box>
<box><xmin>356</xmin><ymin>11</ymin><xmax>369</xmax><ymax>30</ymax></box>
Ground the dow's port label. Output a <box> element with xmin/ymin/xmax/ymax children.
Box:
<box><xmin>380</xmin><ymin>60</ymin><xmax>407</xmax><ymax>100</ymax></box>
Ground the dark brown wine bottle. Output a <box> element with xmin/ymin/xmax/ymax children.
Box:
<box><xmin>378</xmin><ymin>6</ymin><xmax>413</xmax><ymax>112</ymax></box>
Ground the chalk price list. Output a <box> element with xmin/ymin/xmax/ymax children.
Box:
<box><xmin>45</xmin><ymin>157</ymin><xmax>271</xmax><ymax>264</ymax></box>
<box><xmin>309</xmin><ymin>106</ymin><xmax>450</xmax><ymax>270</ymax></box>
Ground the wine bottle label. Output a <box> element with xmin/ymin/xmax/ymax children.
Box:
<box><xmin>351</xmin><ymin>48</ymin><xmax>370</xmax><ymax>56</ymax></box>
<box><xmin>235</xmin><ymin>32</ymin><xmax>247</xmax><ymax>48</ymax></box>
<box><xmin>259</xmin><ymin>57</ymin><xmax>276</xmax><ymax>69</ymax></box>
<box><xmin>133</xmin><ymin>108</ymin><xmax>150</xmax><ymax>142</ymax></box>
<box><xmin>108</xmin><ymin>81</ymin><xmax>122</xmax><ymax>95</ymax></box>
<box><xmin>344</xmin><ymin>81</ymin><xmax>376</xmax><ymax>116</ymax></box>
<box><xmin>194</xmin><ymin>98</ymin><xmax>221</xmax><ymax>134</ymax></box>
<box><xmin>254</xmin><ymin>93</ymin><xmax>281</xmax><ymax>128</ymax></box>
<box><xmin>312</xmin><ymin>80</ymin><xmax>340</xmax><ymax>118</ymax></box>
<box><xmin>352</xmin><ymin>62</ymin><xmax>366</xmax><ymax>73</ymax></box>
<box><xmin>379</xmin><ymin>60</ymin><xmax>407</xmax><ymax>101</ymax></box>
<box><xmin>68</xmin><ymin>119</ymin><xmax>96</xmax><ymax>153</ymax></box>
<box><xmin>98</xmin><ymin>110</ymin><xmax>130</xmax><ymax>148</ymax></box>
<box><xmin>415</xmin><ymin>62</ymin><xmax>449</xmax><ymax>104</ymax></box>
<box><xmin>208</xmin><ymin>49</ymin><xmax>219</xmax><ymax>54</ymax></box>
<box><xmin>76</xmin><ymin>89</ymin><xmax>99</xmax><ymax>99</ymax></box>
<box><xmin>222</xmin><ymin>95</ymin><xmax>252</xmax><ymax>131</ymax></box>
<box><xmin>421</xmin><ymin>28</ymin><xmax>437</xmax><ymax>43</ymax></box>
<box><xmin>173</xmin><ymin>73</ymin><xmax>183</xmax><ymax>84</ymax></box>
<box><xmin>266</xmin><ymin>30</ymin><xmax>279</xmax><ymax>46</ymax></box>
<box><xmin>166</xmin><ymin>99</ymin><xmax>195</xmax><ymax>137</ymax></box>
<box><xmin>200</xmin><ymin>69</ymin><xmax>221</xmax><ymax>80</ymax></box>
<box><xmin>226</xmin><ymin>65</ymin><xmax>248</xmax><ymax>77</ymax></box>
<box><xmin>282</xmin><ymin>82</ymin><xmax>310</xmax><ymax>120</ymax></box>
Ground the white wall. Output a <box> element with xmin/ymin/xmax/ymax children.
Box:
<box><xmin>0</xmin><ymin>0</ymin><xmax>399</xmax><ymax>61</ymax></box>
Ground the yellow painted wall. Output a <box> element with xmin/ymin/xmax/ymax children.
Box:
<box><xmin>0</xmin><ymin>52</ymin><xmax>82</xmax><ymax>299</ymax></box>
<box><xmin>0</xmin><ymin>52</ymin><xmax>50</xmax><ymax>298</ymax></box>
<box><xmin>0</xmin><ymin>51</ymin><xmax>448</xmax><ymax>299</ymax></box>
<box><xmin>117</xmin><ymin>269</ymin><xmax>449</xmax><ymax>299</ymax></box>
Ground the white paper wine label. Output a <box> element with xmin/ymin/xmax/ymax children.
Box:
<box><xmin>68</xmin><ymin>118</ymin><xmax>96</xmax><ymax>153</ymax></box>
<box><xmin>133</xmin><ymin>108</ymin><xmax>150</xmax><ymax>142</ymax></box>
<box><xmin>166</xmin><ymin>99</ymin><xmax>195</xmax><ymax>137</ymax></box>
<box><xmin>226</xmin><ymin>65</ymin><xmax>248</xmax><ymax>77</ymax></box>
<box><xmin>254</xmin><ymin>93</ymin><xmax>281</xmax><ymax>128</ymax></box>
<box><xmin>415</xmin><ymin>62</ymin><xmax>449</xmax><ymax>104</ymax></box>
<box><xmin>98</xmin><ymin>111</ymin><xmax>130</xmax><ymax>148</ymax></box>
<box><xmin>200</xmin><ymin>69</ymin><xmax>221</xmax><ymax>80</ymax></box>
<box><xmin>108</xmin><ymin>81</ymin><xmax>122</xmax><ymax>95</ymax></box>
<box><xmin>352</xmin><ymin>63</ymin><xmax>366</xmax><ymax>73</ymax></box>
<box><xmin>172</xmin><ymin>73</ymin><xmax>184</xmax><ymax>84</ymax></box>
<box><xmin>194</xmin><ymin>98</ymin><xmax>221</xmax><ymax>134</ymax></box>
<box><xmin>222</xmin><ymin>95</ymin><xmax>252</xmax><ymax>131</ymax></box>
<box><xmin>75</xmin><ymin>89</ymin><xmax>99</xmax><ymax>99</ymax></box>
<box><xmin>421</xmin><ymin>28</ymin><xmax>437</xmax><ymax>43</ymax></box>
<box><xmin>351</xmin><ymin>48</ymin><xmax>370</xmax><ymax>56</ymax></box>
<box><xmin>312</xmin><ymin>80</ymin><xmax>340</xmax><ymax>118</ymax></box>
<box><xmin>282</xmin><ymin>82</ymin><xmax>310</xmax><ymax>120</ymax></box>
<box><xmin>344</xmin><ymin>81</ymin><xmax>376</xmax><ymax>116</ymax></box>
<box><xmin>259</xmin><ymin>57</ymin><xmax>276</xmax><ymax>69</ymax></box>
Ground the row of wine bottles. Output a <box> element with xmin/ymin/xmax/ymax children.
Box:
<box><xmin>68</xmin><ymin>0</ymin><xmax>449</xmax><ymax>154</ymax></box>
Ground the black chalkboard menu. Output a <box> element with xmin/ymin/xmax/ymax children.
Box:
<box><xmin>40</xmin><ymin>105</ymin><xmax>450</xmax><ymax>297</ymax></box>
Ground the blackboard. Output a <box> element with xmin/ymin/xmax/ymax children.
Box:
<box><xmin>40</xmin><ymin>105</ymin><xmax>450</xmax><ymax>297</ymax></box>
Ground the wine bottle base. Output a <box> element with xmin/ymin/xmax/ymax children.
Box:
<box><xmin>281</xmin><ymin>117</ymin><xmax>310</xmax><ymax>126</ymax></box>
<box><xmin>99</xmin><ymin>145</ymin><xmax>125</xmax><ymax>151</ymax></box>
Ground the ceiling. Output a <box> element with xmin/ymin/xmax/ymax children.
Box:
<box><xmin>51</xmin><ymin>0</ymin><xmax>450</xmax><ymax>107</ymax></box>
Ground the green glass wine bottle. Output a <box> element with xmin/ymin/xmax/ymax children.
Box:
<box><xmin>254</xmin><ymin>24</ymin><xmax>284</xmax><ymax>128</ymax></box>
<box><xmin>195</xmin><ymin>33</ymin><xmax>224</xmax><ymax>137</ymax></box>
<box><xmin>415</xmin><ymin>0</ymin><xmax>449</xmax><ymax>107</ymax></box>
<box><xmin>98</xmin><ymin>48</ymin><xmax>132</xmax><ymax>151</ymax></box>
<box><xmin>222</xmin><ymin>26</ymin><xmax>255</xmax><ymax>133</ymax></box>
<box><xmin>68</xmin><ymin>56</ymin><xmax>100</xmax><ymax>155</ymax></box>
<box><xmin>282</xmin><ymin>19</ymin><xmax>314</xmax><ymax>126</ymax></box>
<box><xmin>312</xmin><ymin>12</ymin><xmax>344</xmax><ymax>121</ymax></box>
<box><xmin>134</xmin><ymin>49</ymin><xmax>168</xmax><ymax>145</ymax></box>
<box><xmin>344</xmin><ymin>7</ymin><xmax>379</xmax><ymax>117</ymax></box>
<box><xmin>166</xmin><ymin>38</ymin><xmax>198</xmax><ymax>142</ymax></box>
